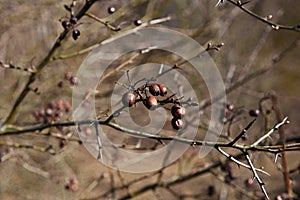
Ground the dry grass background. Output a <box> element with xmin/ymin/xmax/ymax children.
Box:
<box><xmin>0</xmin><ymin>0</ymin><xmax>299</xmax><ymax>199</ymax></box>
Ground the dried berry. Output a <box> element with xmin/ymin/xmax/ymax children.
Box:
<box><xmin>145</xmin><ymin>96</ymin><xmax>158</xmax><ymax>110</ymax></box>
<box><xmin>249</xmin><ymin>109</ymin><xmax>260</xmax><ymax>117</ymax></box>
<box><xmin>133</xmin><ymin>19</ymin><xmax>142</xmax><ymax>26</ymax></box>
<box><xmin>70</xmin><ymin>17</ymin><xmax>78</xmax><ymax>25</ymax></box>
<box><xmin>207</xmin><ymin>185</ymin><xmax>215</xmax><ymax>196</ymax></box>
<box><xmin>158</xmin><ymin>84</ymin><xmax>167</xmax><ymax>96</ymax></box>
<box><xmin>70</xmin><ymin>76</ymin><xmax>78</xmax><ymax>85</ymax></box>
<box><xmin>171</xmin><ymin>118</ymin><xmax>183</xmax><ymax>130</ymax></box>
<box><xmin>149</xmin><ymin>84</ymin><xmax>160</xmax><ymax>96</ymax></box>
<box><xmin>57</xmin><ymin>81</ymin><xmax>64</xmax><ymax>88</ymax></box>
<box><xmin>171</xmin><ymin>104</ymin><xmax>185</xmax><ymax>119</ymax></box>
<box><xmin>65</xmin><ymin>177</ymin><xmax>78</xmax><ymax>192</ymax></box>
<box><xmin>72</xmin><ymin>29</ymin><xmax>80</xmax><ymax>40</ymax></box>
<box><xmin>61</xmin><ymin>20</ymin><xmax>71</xmax><ymax>29</ymax></box>
<box><xmin>107</xmin><ymin>6</ymin><xmax>116</xmax><ymax>14</ymax></box>
<box><xmin>122</xmin><ymin>92</ymin><xmax>136</xmax><ymax>107</ymax></box>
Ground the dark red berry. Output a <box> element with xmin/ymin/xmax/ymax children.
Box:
<box><xmin>122</xmin><ymin>92</ymin><xmax>136</xmax><ymax>107</ymax></box>
<box><xmin>207</xmin><ymin>185</ymin><xmax>215</xmax><ymax>196</ymax></box>
<box><xmin>107</xmin><ymin>6</ymin><xmax>116</xmax><ymax>14</ymax></box>
<box><xmin>72</xmin><ymin>29</ymin><xmax>80</xmax><ymax>40</ymax></box>
<box><xmin>249</xmin><ymin>109</ymin><xmax>260</xmax><ymax>117</ymax></box>
<box><xmin>62</xmin><ymin>20</ymin><xmax>71</xmax><ymax>29</ymax></box>
<box><xmin>70</xmin><ymin>17</ymin><xmax>78</xmax><ymax>25</ymax></box>
<box><xmin>65</xmin><ymin>71</ymin><xmax>73</xmax><ymax>80</ymax></box>
<box><xmin>134</xmin><ymin>19</ymin><xmax>142</xmax><ymax>26</ymax></box>
<box><xmin>149</xmin><ymin>84</ymin><xmax>160</xmax><ymax>96</ymax></box>
<box><xmin>171</xmin><ymin>104</ymin><xmax>185</xmax><ymax>119</ymax></box>
<box><xmin>145</xmin><ymin>96</ymin><xmax>158</xmax><ymax>110</ymax></box>
<box><xmin>158</xmin><ymin>84</ymin><xmax>167</xmax><ymax>96</ymax></box>
<box><xmin>70</xmin><ymin>76</ymin><xmax>78</xmax><ymax>85</ymax></box>
<box><xmin>57</xmin><ymin>81</ymin><xmax>64</xmax><ymax>88</ymax></box>
<box><xmin>171</xmin><ymin>118</ymin><xmax>183</xmax><ymax>130</ymax></box>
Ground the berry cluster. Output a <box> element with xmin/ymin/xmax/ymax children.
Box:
<box><xmin>121</xmin><ymin>83</ymin><xmax>186</xmax><ymax>130</ymax></box>
<box><xmin>61</xmin><ymin>1</ymin><xmax>81</xmax><ymax>40</ymax></box>
<box><xmin>61</xmin><ymin>16</ymin><xmax>81</xmax><ymax>40</ymax></box>
<box><xmin>32</xmin><ymin>100</ymin><xmax>71</xmax><ymax>123</ymax></box>
<box><xmin>57</xmin><ymin>71</ymin><xmax>78</xmax><ymax>88</ymax></box>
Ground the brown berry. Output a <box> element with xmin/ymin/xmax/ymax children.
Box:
<box><xmin>171</xmin><ymin>118</ymin><xmax>183</xmax><ymax>130</ymax></box>
<box><xmin>149</xmin><ymin>84</ymin><xmax>160</xmax><ymax>96</ymax></box>
<box><xmin>122</xmin><ymin>92</ymin><xmax>136</xmax><ymax>107</ymax></box>
<box><xmin>158</xmin><ymin>84</ymin><xmax>167</xmax><ymax>96</ymax></box>
<box><xmin>57</xmin><ymin>81</ymin><xmax>64</xmax><ymax>88</ymax></box>
<box><xmin>145</xmin><ymin>96</ymin><xmax>158</xmax><ymax>110</ymax></box>
<box><xmin>249</xmin><ymin>109</ymin><xmax>260</xmax><ymax>117</ymax></box>
<box><xmin>171</xmin><ymin>104</ymin><xmax>185</xmax><ymax>119</ymax></box>
<box><xmin>65</xmin><ymin>71</ymin><xmax>73</xmax><ymax>80</ymax></box>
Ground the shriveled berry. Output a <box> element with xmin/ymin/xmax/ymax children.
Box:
<box><xmin>171</xmin><ymin>104</ymin><xmax>185</xmax><ymax>119</ymax></box>
<box><xmin>145</xmin><ymin>96</ymin><xmax>158</xmax><ymax>110</ymax></box>
<box><xmin>72</xmin><ymin>29</ymin><xmax>80</xmax><ymax>40</ymax></box>
<box><xmin>249</xmin><ymin>109</ymin><xmax>260</xmax><ymax>117</ymax></box>
<box><xmin>57</xmin><ymin>81</ymin><xmax>64</xmax><ymax>88</ymax></box>
<box><xmin>134</xmin><ymin>19</ymin><xmax>142</xmax><ymax>26</ymax></box>
<box><xmin>70</xmin><ymin>76</ymin><xmax>78</xmax><ymax>85</ymax></box>
<box><xmin>107</xmin><ymin>6</ymin><xmax>116</xmax><ymax>14</ymax></box>
<box><xmin>122</xmin><ymin>92</ymin><xmax>136</xmax><ymax>107</ymax></box>
<box><xmin>158</xmin><ymin>84</ymin><xmax>167</xmax><ymax>96</ymax></box>
<box><xmin>62</xmin><ymin>20</ymin><xmax>71</xmax><ymax>29</ymax></box>
<box><xmin>171</xmin><ymin>118</ymin><xmax>183</xmax><ymax>130</ymax></box>
<box><xmin>149</xmin><ymin>84</ymin><xmax>160</xmax><ymax>96</ymax></box>
<box><xmin>70</xmin><ymin>17</ymin><xmax>78</xmax><ymax>25</ymax></box>
<box><xmin>65</xmin><ymin>71</ymin><xmax>73</xmax><ymax>80</ymax></box>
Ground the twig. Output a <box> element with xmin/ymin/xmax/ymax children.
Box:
<box><xmin>228</xmin><ymin>119</ymin><xmax>256</xmax><ymax>145</ymax></box>
<box><xmin>216</xmin><ymin>147</ymin><xmax>270</xmax><ymax>176</ymax></box>
<box><xmin>251</xmin><ymin>117</ymin><xmax>289</xmax><ymax>147</ymax></box>
<box><xmin>93</xmin><ymin>120</ymin><xmax>103</xmax><ymax>161</ymax></box>
<box><xmin>0</xmin><ymin>61</ymin><xmax>36</xmax><ymax>73</ymax></box>
<box><xmin>226</xmin><ymin>0</ymin><xmax>300</xmax><ymax>32</ymax></box>
<box><xmin>0</xmin><ymin>141</ymin><xmax>55</xmax><ymax>155</ymax></box>
<box><xmin>244</xmin><ymin>152</ymin><xmax>269</xmax><ymax>199</ymax></box>
<box><xmin>85</xmin><ymin>12</ymin><xmax>120</xmax><ymax>31</ymax></box>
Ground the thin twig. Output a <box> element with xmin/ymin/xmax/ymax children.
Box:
<box><xmin>244</xmin><ymin>152</ymin><xmax>269</xmax><ymax>199</ymax></box>
<box><xmin>228</xmin><ymin>119</ymin><xmax>256</xmax><ymax>145</ymax></box>
<box><xmin>216</xmin><ymin>147</ymin><xmax>270</xmax><ymax>176</ymax></box>
<box><xmin>226</xmin><ymin>0</ymin><xmax>300</xmax><ymax>32</ymax></box>
<box><xmin>85</xmin><ymin>12</ymin><xmax>121</xmax><ymax>31</ymax></box>
<box><xmin>251</xmin><ymin>117</ymin><xmax>289</xmax><ymax>147</ymax></box>
<box><xmin>0</xmin><ymin>141</ymin><xmax>56</xmax><ymax>154</ymax></box>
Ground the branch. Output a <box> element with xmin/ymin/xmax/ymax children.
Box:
<box><xmin>226</xmin><ymin>0</ymin><xmax>300</xmax><ymax>32</ymax></box>
<box><xmin>244</xmin><ymin>152</ymin><xmax>269</xmax><ymax>199</ymax></box>
<box><xmin>1</xmin><ymin>0</ymin><xmax>99</xmax><ymax>126</ymax></box>
<box><xmin>0</xmin><ymin>141</ymin><xmax>56</xmax><ymax>155</ymax></box>
<box><xmin>251</xmin><ymin>117</ymin><xmax>289</xmax><ymax>147</ymax></box>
